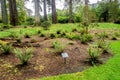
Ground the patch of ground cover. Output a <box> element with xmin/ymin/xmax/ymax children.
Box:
<box><xmin>0</xmin><ymin>37</ymin><xmax>112</xmax><ymax>80</ymax></box>
<box><xmin>30</xmin><ymin>41</ymin><xmax>120</xmax><ymax>80</ymax></box>
<box><xmin>0</xmin><ymin>23</ymin><xmax>119</xmax><ymax>80</ymax></box>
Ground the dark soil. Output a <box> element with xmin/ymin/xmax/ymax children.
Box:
<box><xmin>0</xmin><ymin>36</ymin><xmax>113</xmax><ymax>80</ymax></box>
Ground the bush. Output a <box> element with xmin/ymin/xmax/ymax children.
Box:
<box><xmin>96</xmin><ymin>40</ymin><xmax>105</xmax><ymax>48</ymax></box>
<box><xmin>30</xmin><ymin>38</ymin><xmax>36</xmax><ymax>43</ymax></box>
<box><xmin>101</xmin><ymin>42</ymin><xmax>110</xmax><ymax>53</ymax></box>
<box><xmin>114</xmin><ymin>17</ymin><xmax>120</xmax><ymax>24</ymax></box>
<box><xmin>25</xmin><ymin>17</ymin><xmax>34</xmax><ymax>25</ymax></box>
<box><xmin>111</xmin><ymin>34</ymin><xmax>117</xmax><ymax>40</ymax></box>
<box><xmin>114</xmin><ymin>32</ymin><xmax>120</xmax><ymax>37</ymax></box>
<box><xmin>80</xmin><ymin>34</ymin><xmax>93</xmax><ymax>44</ymax></box>
<box><xmin>87</xmin><ymin>44</ymin><xmax>101</xmax><ymax>65</ymax></box>
<box><xmin>52</xmin><ymin>41</ymin><xmax>65</xmax><ymax>55</ymax></box>
<box><xmin>16</xmin><ymin>37</ymin><xmax>22</xmax><ymax>43</ymax></box>
<box><xmin>24</xmin><ymin>33</ymin><xmax>31</xmax><ymax>38</ymax></box>
<box><xmin>14</xmin><ymin>47</ymin><xmax>34</xmax><ymax>65</ymax></box>
<box><xmin>56</xmin><ymin>30</ymin><xmax>62</xmax><ymax>34</ymax></box>
<box><xmin>58</xmin><ymin>16</ymin><xmax>69</xmax><ymax>23</ymax></box>
<box><xmin>0</xmin><ymin>44</ymin><xmax>12</xmax><ymax>55</ymax></box>
<box><xmin>96</xmin><ymin>32</ymin><xmax>108</xmax><ymax>40</ymax></box>
<box><xmin>41</xmin><ymin>21</ymin><xmax>51</xmax><ymax>30</ymax></box>
<box><xmin>50</xmin><ymin>33</ymin><xmax>56</xmax><ymax>39</ymax></box>
<box><xmin>0</xmin><ymin>23</ymin><xmax>13</xmax><ymax>29</ymax></box>
<box><xmin>39</xmin><ymin>33</ymin><xmax>45</xmax><ymax>37</ymax></box>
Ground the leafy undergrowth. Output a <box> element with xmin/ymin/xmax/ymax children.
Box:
<box><xmin>0</xmin><ymin>23</ymin><xmax>120</xmax><ymax>38</ymax></box>
<box><xmin>31</xmin><ymin>41</ymin><xmax>120</xmax><ymax>80</ymax></box>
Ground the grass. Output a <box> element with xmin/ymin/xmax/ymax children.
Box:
<box><xmin>30</xmin><ymin>41</ymin><xmax>120</xmax><ymax>80</ymax></box>
<box><xmin>0</xmin><ymin>23</ymin><xmax>120</xmax><ymax>38</ymax></box>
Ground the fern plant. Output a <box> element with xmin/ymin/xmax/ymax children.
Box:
<box><xmin>0</xmin><ymin>44</ymin><xmax>12</xmax><ymax>55</ymax></box>
<box><xmin>14</xmin><ymin>47</ymin><xmax>34</xmax><ymax>65</ymax></box>
<box><xmin>52</xmin><ymin>41</ymin><xmax>65</xmax><ymax>55</ymax></box>
<box><xmin>87</xmin><ymin>44</ymin><xmax>101</xmax><ymax>65</ymax></box>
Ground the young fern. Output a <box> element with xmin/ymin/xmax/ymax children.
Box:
<box><xmin>14</xmin><ymin>47</ymin><xmax>34</xmax><ymax>65</ymax></box>
<box><xmin>0</xmin><ymin>44</ymin><xmax>12</xmax><ymax>55</ymax></box>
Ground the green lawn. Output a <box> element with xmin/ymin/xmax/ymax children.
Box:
<box><xmin>0</xmin><ymin>23</ymin><xmax>120</xmax><ymax>38</ymax></box>
<box><xmin>31</xmin><ymin>41</ymin><xmax>120</xmax><ymax>80</ymax></box>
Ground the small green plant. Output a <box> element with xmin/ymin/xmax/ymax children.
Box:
<box><xmin>96</xmin><ymin>32</ymin><xmax>108</xmax><ymax>41</ymax></box>
<box><xmin>0</xmin><ymin>44</ymin><xmax>12</xmax><ymax>55</ymax></box>
<box><xmin>16</xmin><ymin>37</ymin><xmax>22</xmax><ymax>43</ymax></box>
<box><xmin>37</xmin><ymin>30</ymin><xmax>41</xmax><ymax>34</ymax></box>
<box><xmin>80</xmin><ymin>34</ymin><xmax>93</xmax><ymax>44</ymax></box>
<box><xmin>52</xmin><ymin>41</ymin><xmax>65</xmax><ymax>55</ymax></box>
<box><xmin>14</xmin><ymin>47</ymin><xmax>34</xmax><ymax>65</ymax></box>
<box><xmin>60</xmin><ymin>32</ymin><xmax>66</xmax><ymax>37</ymax></box>
<box><xmin>30</xmin><ymin>38</ymin><xmax>36</xmax><ymax>43</ymax></box>
<box><xmin>101</xmin><ymin>42</ymin><xmax>110</xmax><ymax>53</ymax></box>
<box><xmin>50</xmin><ymin>33</ymin><xmax>56</xmax><ymax>39</ymax></box>
<box><xmin>39</xmin><ymin>33</ymin><xmax>45</xmax><ymax>37</ymax></box>
<box><xmin>56</xmin><ymin>30</ymin><xmax>61</xmax><ymax>34</ymax></box>
<box><xmin>72</xmin><ymin>28</ymin><xmax>77</xmax><ymax>32</ymax></box>
<box><xmin>9</xmin><ymin>31</ymin><xmax>19</xmax><ymax>39</ymax></box>
<box><xmin>24</xmin><ymin>33</ymin><xmax>31</xmax><ymax>38</ymax></box>
<box><xmin>96</xmin><ymin>40</ymin><xmax>105</xmax><ymax>48</ymax></box>
<box><xmin>41</xmin><ymin>21</ymin><xmax>51</xmax><ymax>30</ymax></box>
<box><xmin>87</xmin><ymin>44</ymin><xmax>101</xmax><ymax>65</ymax></box>
<box><xmin>110</xmin><ymin>33</ymin><xmax>117</xmax><ymax>40</ymax></box>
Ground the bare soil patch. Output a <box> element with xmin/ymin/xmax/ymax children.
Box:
<box><xmin>0</xmin><ymin>36</ymin><xmax>113</xmax><ymax>80</ymax></box>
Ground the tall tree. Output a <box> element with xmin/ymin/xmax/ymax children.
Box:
<box><xmin>64</xmin><ymin>0</ymin><xmax>81</xmax><ymax>23</ymax></box>
<box><xmin>0</xmin><ymin>0</ymin><xmax>8</xmax><ymax>24</ymax></box>
<box><xmin>8</xmin><ymin>0</ymin><xmax>18</xmax><ymax>26</ymax></box>
<box><xmin>34</xmin><ymin>0</ymin><xmax>41</xmax><ymax>25</ymax></box>
<box><xmin>43</xmin><ymin>0</ymin><xmax>47</xmax><ymax>20</ymax></box>
<box><xmin>52</xmin><ymin>0</ymin><xmax>57</xmax><ymax>24</ymax></box>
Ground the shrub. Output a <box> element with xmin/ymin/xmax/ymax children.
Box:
<box><xmin>9</xmin><ymin>31</ymin><xmax>19</xmax><ymax>39</ymax></box>
<box><xmin>101</xmin><ymin>42</ymin><xmax>110</xmax><ymax>53</ymax></box>
<box><xmin>58</xmin><ymin>16</ymin><xmax>69</xmax><ymax>23</ymax></box>
<box><xmin>114</xmin><ymin>32</ymin><xmax>120</xmax><ymax>37</ymax></box>
<box><xmin>56</xmin><ymin>30</ymin><xmax>61</xmax><ymax>34</ymax></box>
<box><xmin>41</xmin><ymin>21</ymin><xmax>51</xmax><ymax>30</ymax></box>
<box><xmin>96</xmin><ymin>40</ymin><xmax>105</xmax><ymax>48</ymax></box>
<box><xmin>52</xmin><ymin>41</ymin><xmax>65</xmax><ymax>55</ymax></box>
<box><xmin>16</xmin><ymin>37</ymin><xmax>22</xmax><ymax>43</ymax></box>
<box><xmin>50</xmin><ymin>33</ymin><xmax>56</xmax><ymax>39</ymax></box>
<box><xmin>37</xmin><ymin>30</ymin><xmax>41</xmax><ymax>34</ymax></box>
<box><xmin>87</xmin><ymin>44</ymin><xmax>101</xmax><ymax>65</ymax></box>
<box><xmin>25</xmin><ymin>17</ymin><xmax>34</xmax><ymax>25</ymax></box>
<box><xmin>111</xmin><ymin>34</ymin><xmax>117</xmax><ymax>40</ymax></box>
<box><xmin>72</xmin><ymin>28</ymin><xmax>78</xmax><ymax>32</ymax></box>
<box><xmin>80</xmin><ymin>34</ymin><xmax>93</xmax><ymax>44</ymax></box>
<box><xmin>24</xmin><ymin>33</ymin><xmax>31</xmax><ymax>38</ymax></box>
<box><xmin>39</xmin><ymin>33</ymin><xmax>45</xmax><ymax>37</ymax></box>
<box><xmin>96</xmin><ymin>32</ymin><xmax>108</xmax><ymax>40</ymax></box>
<box><xmin>0</xmin><ymin>44</ymin><xmax>12</xmax><ymax>55</ymax></box>
<box><xmin>30</xmin><ymin>38</ymin><xmax>36</xmax><ymax>43</ymax></box>
<box><xmin>14</xmin><ymin>47</ymin><xmax>34</xmax><ymax>65</ymax></box>
<box><xmin>0</xmin><ymin>23</ymin><xmax>13</xmax><ymax>29</ymax></box>
<box><xmin>60</xmin><ymin>32</ymin><xmax>66</xmax><ymax>37</ymax></box>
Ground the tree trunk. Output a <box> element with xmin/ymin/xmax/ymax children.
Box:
<box><xmin>34</xmin><ymin>0</ymin><xmax>40</xmax><ymax>26</ymax></box>
<box><xmin>69</xmin><ymin>0</ymin><xmax>73</xmax><ymax>23</ymax></box>
<box><xmin>43</xmin><ymin>0</ymin><xmax>47</xmax><ymax>21</ymax></box>
<box><xmin>52</xmin><ymin>0</ymin><xmax>57</xmax><ymax>24</ymax></box>
<box><xmin>8</xmin><ymin>0</ymin><xmax>18</xmax><ymax>26</ymax></box>
<box><xmin>1</xmin><ymin>0</ymin><xmax>8</xmax><ymax>24</ymax></box>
